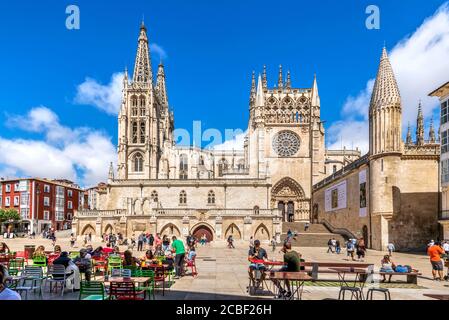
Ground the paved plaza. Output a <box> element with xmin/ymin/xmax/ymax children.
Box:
<box><xmin>2</xmin><ymin>236</ymin><xmax>448</xmax><ymax>300</ymax></box>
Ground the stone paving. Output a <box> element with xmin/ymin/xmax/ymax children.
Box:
<box><xmin>2</xmin><ymin>237</ymin><xmax>448</xmax><ymax>300</ymax></box>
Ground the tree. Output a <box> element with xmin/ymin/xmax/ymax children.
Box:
<box><xmin>0</xmin><ymin>209</ymin><xmax>20</xmax><ymax>234</ymax></box>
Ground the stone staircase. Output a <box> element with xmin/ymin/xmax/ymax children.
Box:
<box><xmin>279</xmin><ymin>222</ymin><xmax>346</xmax><ymax>247</ymax></box>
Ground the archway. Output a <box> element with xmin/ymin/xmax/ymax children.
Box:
<box><xmin>224</xmin><ymin>223</ymin><xmax>241</xmax><ymax>240</ymax></box>
<box><xmin>271</xmin><ymin>177</ymin><xmax>306</xmax><ymax>222</ymax></box>
<box><xmin>362</xmin><ymin>225</ymin><xmax>369</xmax><ymax>248</ymax></box>
<box><xmin>192</xmin><ymin>224</ymin><xmax>214</xmax><ymax>242</ymax></box>
<box><xmin>254</xmin><ymin>224</ymin><xmax>270</xmax><ymax>241</ymax></box>
<box><xmin>104</xmin><ymin>224</ymin><xmax>113</xmax><ymax>234</ymax></box>
<box><xmin>81</xmin><ymin>224</ymin><xmax>95</xmax><ymax>236</ymax></box>
<box><xmin>160</xmin><ymin>223</ymin><xmax>181</xmax><ymax>238</ymax></box>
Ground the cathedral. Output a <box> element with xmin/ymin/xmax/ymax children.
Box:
<box><xmin>72</xmin><ymin>23</ymin><xmax>358</xmax><ymax>242</ymax></box>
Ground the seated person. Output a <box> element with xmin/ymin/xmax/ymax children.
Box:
<box><xmin>32</xmin><ymin>245</ymin><xmax>48</xmax><ymax>263</ymax></box>
<box><xmin>123</xmin><ymin>250</ymin><xmax>140</xmax><ymax>267</ymax></box>
<box><xmin>140</xmin><ymin>250</ymin><xmax>157</xmax><ymax>268</ymax></box>
<box><xmin>85</xmin><ymin>245</ymin><xmax>94</xmax><ymax>255</ymax></box>
<box><xmin>113</xmin><ymin>246</ymin><xmax>121</xmax><ymax>255</ymax></box>
<box><xmin>0</xmin><ymin>264</ymin><xmax>21</xmax><ymax>300</ymax></box>
<box><xmin>272</xmin><ymin>242</ymin><xmax>302</xmax><ymax>298</ymax></box>
<box><xmin>248</xmin><ymin>240</ymin><xmax>268</xmax><ymax>281</ymax></box>
<box><xmin>380</xmin><ymin>255</ymin><xmax>396</xmax><ymax>283</ymax></box>
<box><xmin>91</xmin><ymin>246</ymin><xmax>104</xmax><ymax>258</ymax></box>
<box><xmin>0</xmin><ymin>242</ymin><xmax>10</xmax><ymax>254</ymax></box>
<box><xmin>187</xmin><ymin>247</ymin><xmax>197</xmax><ymax>262</ymax></box>
<box><xmin>53</xmin><ymin>245</ymin><xmax>62</xmax><ymax>255</ymax></box>
<box><xmin>53</xmin><ymin>251</ymin><xmax>81</xmax><ymax>291</ymax></box>
<box><xmin>73</xmin><ymin>249</ymin><xmax>92</xmax><ymax>281</ymax></box>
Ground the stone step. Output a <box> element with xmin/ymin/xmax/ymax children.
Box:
<box><xmin>282</xmin><ymin>222</ymin><xmax>329</xmax><ymax>233</ymax></box>
<box><xmin>279</xmin><ymin>232</ymin><xmax>345</xmax><ymax>248</ymax></box>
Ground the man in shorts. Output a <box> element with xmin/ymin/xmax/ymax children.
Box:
<box><xmin>428</xmin><ymin>241</ymin><xmax>445</xmax><ymax>281</ymax></box>
<box><xmin>248</xmin><ymin>240</ymin><xmax>268</xmax><ymax>285</ymax></box>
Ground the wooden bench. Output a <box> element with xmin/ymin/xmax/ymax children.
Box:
<box><xmin>379</xmin><ymin>272</ymin><xmax>422</xmax><ymax>284</ymax></box>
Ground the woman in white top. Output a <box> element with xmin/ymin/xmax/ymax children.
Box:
<box><xmin>0</xmin><ymin>265</ymin><xmax>21</xmax><ymax>300</ymax></box>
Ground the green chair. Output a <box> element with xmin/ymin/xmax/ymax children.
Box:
<box><xmin>133</xmin><ymin>269</ymin><xmax>155</xmax><ymax>300</ymax></box>
<box><xmin>8</xmin><ymin>258</ymin><xmax>25</xmax><ymax>276</ymax></box>
<box><xmin>32</xmin><ymin>256</ymin><xmax>47</xmax><ymax>269</ymax></box>
<box><xmin>123</xmin><ymin>265</ymin><xmax>139</xmax><ymax>275</ymax></box>
<box><xmin>107</xmin><ymin>256</ymin><xmax>122</xmax><ymax>275</ymax></box>
<box><xmin>79</xmin><ymin>281</ymin><xmax>107</xmax><ymax>300</ymax></box>
<box><xmin>69</xmin><ymin>251</ymin><xmax>80</xmax><ymax>260</ymax></box>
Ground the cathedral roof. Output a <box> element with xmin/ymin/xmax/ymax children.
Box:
<box><xmin>370</xmin><ymin>47</ymin><xmax>401</xmax><ymax>110</ymax></box>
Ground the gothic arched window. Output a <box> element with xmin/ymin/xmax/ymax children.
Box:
<box><xmin>254</xmin><ymin>206</ymin><xmax>260</xmax><ymax>215</ymax></box>
<box><xmin>151</xmin><ymin>190</ymin><xmax>158</xmax><ymax>203</ymax></box>
<box><xmin>139</xmin><ymin>96</ymin><xmax>146</xmax><ymax>116</ymax></box>
<box><xmin>207</xmin><ymin>190</ymin><xmax>215</xmax><ymax>205</ymax></box>
<box><xmin>134</xmin><ymin>153</ymin><xmax>144</xmax><ymax>172</ymax></box>
<box><xmin>179</xmin><ymin>190</ymin><xmax>187</xmax><ymax>205</ymax></box>
<box><xmin>199</xmin><ymin>156</ymin><xmax>205</xmax><ymax>166</ymax></box>
<box><xmin>132</xmin><ymin>121</ymin><xmax>138</xmax><ymax>143</ymax></box>
<box><xmin>237</xmin><ymin>159</ymin><xmax>245</xmax><ymax>170</ymax></box>
<box><xmin>131</xmin><ymin>96</ymin><xmax>138</xmax><ymax>116</ymax></box>
<box><xmin>179</xmin><ymin>154</ymin><xmax>188</xmax><ymax>179</ymax></box>
<box><xmin>140</xmin><ymin>121</ymin><xmax>146</xmax><ymax>144</ymax></box>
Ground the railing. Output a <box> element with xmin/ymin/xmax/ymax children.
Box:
<box><xmin>440</xmin><ymin>210</ymin><xmax>449</xmax><ymax>220</ymax></box>
<box><xmin>222</xmin><ymin>168</ymin><xmax>250</xmax><ymax>175</ymax></box>
<box><xmin>320</xmin><ymin>218</ymin><xmax>356</xmax><ymax>241</ymax></box>
<box><xmin>75</xmin><ymin>209</ymin><xmax>127</xmax><ymax>217</ymax></box>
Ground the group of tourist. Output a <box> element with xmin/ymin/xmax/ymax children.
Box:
<box><xmin>427</xmin><ymin>240</ymin><xmax>449</xmax><ymax>281</ymax></box>
<box><xmin>326</xmin><ymin>238</ymin><xmax>366</xmax><ymax>261</ymax></box>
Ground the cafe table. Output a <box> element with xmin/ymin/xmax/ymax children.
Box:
<box><xmin>269</xmin><ymin>272</ymin><xmax>312</xmax><ymax>300</ymax></box>
<box><xmin>423</xmin><ymin>293</ymin><xmax>449</xmax><ymax>300</ymax></box>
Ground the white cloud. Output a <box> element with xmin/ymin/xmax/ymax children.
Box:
<box><xmin>326</xmin><ymin>120</ymin><xmax>369</xmax><ymax>153</ymax></box>
<box><xmin>213</xmin><ymin>130</ymin><xmax>247</xmax><ymax>151</ymax></box>
<box><xmin>328</xmin><ymin>2</ymin><xmax>449</xmax><ymax>153</ymax></box>
<box><xmin>74</xmin><ymin>72</ymin><xmax>124</xmax><ymax>115</ymax></box>
<box><xmin>150</xmin><ymin>43</ymin><xmax>168</xmax><ymax>61</ymax></box>
<box><xmin>0</xmin><ymin>107</ymin><xmax>116</xmax><ymax>187</ymax></box>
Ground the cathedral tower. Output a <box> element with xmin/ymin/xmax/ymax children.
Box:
<box><xmin>368</xmin><ymin>47</ymin><xmax>403</xmax><ymax>250</ymax></box>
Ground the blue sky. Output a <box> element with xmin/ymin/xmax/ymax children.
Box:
<box><xmin>0</xmin><ymin>0</ymin><xmax>448</xmax><ymax>186</ymax></box>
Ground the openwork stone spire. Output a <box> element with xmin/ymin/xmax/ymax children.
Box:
<box><xmin>278</xmin><ymin>65</ymin><xmax>283</xmax><ymax>89</ymax></box>
<box><xmin>108</xmin><ymin>162</ymin><xmax>114</xmax><ymax>182</ymax></box>
<box><xmin>156</xmin><ymin>62</ymin><xmax>168</xmax><ymax>105</ymax></box>
<box><xmin>250</xmin><ymin>71</ymin><xmax>256</xmax><ymax>96</ymax></box>
<box><xmin>262</xmin><ymin>65</ymin><xmax>267</xmax><ymax>90</ymax></box>
<box><xmin>255</xmin><ymin>74</ymin><xmax>265</xmax><ymax>107</ymax></box>
<box><xmin>311</xmin><ymin>74</ymin><xmax>320</xmax><ymax>107</ymax></box>
<box><xmin>132</xmin><ymin>22</ymin><xmax>153</xmax><ymax>84</ymax></box>
<box><xmin>416</xmin><ymin>101</ymin><xmax>424</xmax><ymax>146</ymax></box>
<box><xmin>286</xmin><ymin>70</ymin><xmax>292</xmax><ymax>90</ymax></box>
<box><xmin>429</xmin><ymin>117</ymin><xmax>436</xmax><ymax>143</ymax></box>
<box><xmin>369</xmin><ymin>47</ymin><xmax>401</xmax><ymax>110</ymax></box>
<box><xmin>406</xmin><ymin>122</ymin><xmax>412</xmax><ymax>145</ymax></box>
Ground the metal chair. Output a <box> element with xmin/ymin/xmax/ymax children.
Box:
<box><xmin>45</xmin><ymin>264</ymin><xmax>72</xmax><ymax>296</ymax></box>
<box><xmin>366</xmin><ymin>287</ymin><xmax>391</xmax><ymax>300</ymax></box>
<box><xmin>338</xmin><ymin>286</ymin><xmax>364</xmax><ymax>300</ymax></box>
<box><xmin>79</xmin><ymin>280</ymin><xmax>107</xmax><ymax>300</ymax></box>
<box><xmin>15</xmin><ymin>266</ymin><xmax>45</xmax><ymax>300</ymax></box>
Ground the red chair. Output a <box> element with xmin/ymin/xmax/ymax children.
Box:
<box><xmin>109</xmin><ymin>281</ymin><xmax>144</xmax><ymax>300</ymax></box>
<box><xmin>186</xmin><ymin>256</ymin><xmax>198</xmax><ymax>277</ymax></box>
<box><xmin>47</xmin><ymin>254</ymin><xmax>59</xmax><ymax>265</ymax></box>
<box><xmin>92</xmin><ymin>257</ymin><xmax>107</xmax><ymax>277</ymax></box>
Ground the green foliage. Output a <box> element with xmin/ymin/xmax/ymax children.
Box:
<box><xmin>0</xmin><ymin>208</ymin><xmax>21</xmax><ymax>223</ymax></box>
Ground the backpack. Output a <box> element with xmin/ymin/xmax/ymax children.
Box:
<box><xmin>395</xmin><ymin>265</ymin><xmax>408</xmax><ymax>273</ymax></box>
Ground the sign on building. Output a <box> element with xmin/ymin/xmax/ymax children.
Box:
<box><xmin>325</xmin><ymin>180</ymin><xmax>347</xmax><ymax>212</ymax></box>
<box><xmin>359</xmin><ymin>170</ymin><xmax>367</xmax><ymax>217</ymax></box>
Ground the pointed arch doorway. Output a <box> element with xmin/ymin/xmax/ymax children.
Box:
<box><xmin>192</xmin><ymin>224</ymin><xmax>214</xmax><ymax>242</ymax></box>
<box><xmin>271</xmin><ymin>177</ymin><xmax>308</xmax><ymax>222</ymax></box>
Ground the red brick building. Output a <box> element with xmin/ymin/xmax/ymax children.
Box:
<box><xmin>0</xmin><ymin>178</ymin><xmax>84</xmax><ymax>234</ymax></box>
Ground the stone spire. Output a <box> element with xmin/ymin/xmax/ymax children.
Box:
<box><xmin>311</xmin><ymin>74</ymin><xmax>320</xmax><ymax>107</ymax></box>
<box><xmin>250</xmin><ymin>71</ymin><xmax>256</xmax><ymax>97</ymax></box>
<box><xmin>255</xmin><ymin>74</ymin><xmax>265</xmax><ymax>107</ymax></box>
<box><xmin>262</xmin><ymin>65</ymin><xmax>267</xmax><ymax>90</ymax></box>
<box><xmin>124</xmin><ymin>66</ymin><xmax>129</xmax><ymax>87</ymax></box>
<box><xmin>277</xmin><ymin>65</ymin><xmax>283</xmax><ymax>89</ymax></box>
<box><xmin>132</xmin><ymin>21</ymin><xmax>153</xmax><ymax>84</ymax></box>
<box><xmin>156</xmin><ymin>61</ymin><xmax>168</xmax><ymax>105</ymax></box>
<box><xmin>369</xmin><ymin>47</ymin><xmax>402</xmax><ymax>155</ymax></box>
<box><xmin>108</xmin><ymin>162</ymin><xmax>114</xmax><ymax>183</ymax></box>
<box><xmin>429</xmin><ymin>117</ymin><xmax>436</xmax><ymax>143</ymax></box>
<box><xmin>286</xmin><ymin>70</ymin><xmax>292</xmax><ymax>90</ymax></box>
<box><xmin>369</xmin><ymin>47</ymin><xmax>401</xmax><ymax>111</ymax></box>
<box><xmin>406</xmin><ymin>122</ymin><xmax>412</xmax><ymax>145</ymax></box>
<box><xmin>416</xmin><ymin>101</ymin><xmax>424</xmax><ymax>146</ymax></box>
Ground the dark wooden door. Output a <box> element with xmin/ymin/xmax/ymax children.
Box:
<box><xmin>193</xmin><ymin>226</ymin><xmax>213</xmax><ymax>242</ymax></box>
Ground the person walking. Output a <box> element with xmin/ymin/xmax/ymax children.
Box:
<box><xmin>427</xmin><ymin>241</ymin><xmax>445</xmax><ymax>281</ymax></box>
<box><xmin>387</xmin><ymin>242</ymin><xmax>395</xmax><ymax>256</ymax></box>
<box><xmin>171</xmin><ymin>236</ymin><xmax>186</xmax><ymax>279</ymax></box>
<box><xmin>270</xmin><ymin>236</ymin><xmax>277</xmax><ymax>252</ymax></box>
<box><xmin>249</xmin><ymin>236</ymin><xmax>254</xmax><ymax>250</ymax></box>
<box><xmin>335</xmin><ymin>239</ymin><xmax>341</xmax><ymax>254</ymax></box>
<box><xmin>149</xmin><ymin>234</ymin><xmax>155</xmax><ymax>251</ymax></box>
<box><xmin>327</xmin><ymin>239</ymin><xmax>334</xmax><ymax>253</ymax></box>
<box><xmin>346</xmin><ymin>240</ymin><xmax>355</xmax><ymax>261</ymax></box>
<box><xmin>70</xmin><ymin>233</ymin><xmax>76</xmax><ymax>248</ymax></box>
<box><xmin>137</xmin><ymin>233</ymin><xmax>144</xmax><ymax>252</ymax></box>
<box><xmin>356</xmin><ymin>238</ymin><xmax>366</xmax><ymax>261</ymax></box>
<box><xmin>304</xmin><ymin>222</ymin><xmax>310</xmax><ymax>232</ymax></box>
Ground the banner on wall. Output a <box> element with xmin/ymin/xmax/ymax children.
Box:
<box><xmin>324</xmin><ymin>180</ymin><xmax>347</xmax><ymax>212</ymax></box>
<box><xmin>359</xmin><ymin>169</ymin><xmax>367</xmax><ymax>217</ymax></box>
